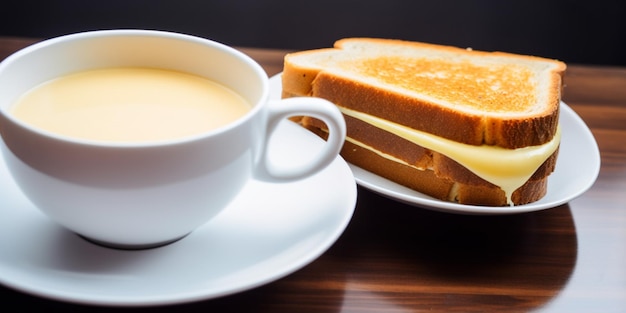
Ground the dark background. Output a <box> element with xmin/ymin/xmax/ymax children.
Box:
<box><xmin>1</xmin><ymin>0</ymin><xmax>624</xmax><ymax>66</ymax></box>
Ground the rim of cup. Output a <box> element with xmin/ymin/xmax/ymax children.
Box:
<box><xmin>0</xmin><ymin>29</ymin><xmax>269</xmax><ymax>148</ymax></box>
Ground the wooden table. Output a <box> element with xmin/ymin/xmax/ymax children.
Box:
<box><xmin>1</xmin><ymin>36</ymin><xmax>625</xmax><ymax>312</ymax></box>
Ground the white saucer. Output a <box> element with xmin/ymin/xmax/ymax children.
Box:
<box><xmin>269</xmin><ymin>73</ymin><xmax>600</xmax><ymax>215</ymax></box>
<box><xmin>0</xmin><ymin>121</ymin><xmax>357</xmax><ymax>306</ymax></box>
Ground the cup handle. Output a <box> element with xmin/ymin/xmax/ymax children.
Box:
<box><xmin>255</xmin><ymin>97</ymin><xmax>346</xmax><ymax>181</ymax></box>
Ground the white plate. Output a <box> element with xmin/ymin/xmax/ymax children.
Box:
<box><xmin>270</xmin><ymin>73</ymin><xmax>600</xmax><ymax>215</ymax></box>
<box><xmin>0</xmin><ymin>121</ymin><xmax>357</xmax><ymax>306</ymax></box>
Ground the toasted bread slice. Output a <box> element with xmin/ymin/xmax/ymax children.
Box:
<box><xmin>282</xmin><ymin>38</ymin><xmax>566</xmax><ymax>206</ymax></box>
<box><xmin>308</xmin><ymin>125</ymin><xmax>555</xmax><ymax>206</ymax></box>
<box><xmin>283</xmin><ymin>38</ymin><xmax>566</xmax><ymax>149</ymax></box>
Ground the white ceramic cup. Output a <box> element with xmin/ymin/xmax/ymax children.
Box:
<box><xmin>0</xmin><ymin>30</ymin><xmax>346</xmax><ymax>249</ymax></box>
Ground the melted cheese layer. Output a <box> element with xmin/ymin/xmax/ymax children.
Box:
<box><xmin>340</xmin><ymin>107</ymin><xmax>561</xmax><ymax>205</ymax></box>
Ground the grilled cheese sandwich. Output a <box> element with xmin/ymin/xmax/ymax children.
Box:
<box><xmin>282</xmin><ymin>38</ymin><xmax>566</xmax><ymax>206</ymax></box>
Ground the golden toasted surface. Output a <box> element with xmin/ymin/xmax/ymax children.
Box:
<box><xmin>346</xmin><ymin>56</ymin><xmax>537</xmax><ymax>113</ymax></box>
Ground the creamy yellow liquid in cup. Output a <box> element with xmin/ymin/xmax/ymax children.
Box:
<box><xmin>11</xmin><ymin>67</ymin><xmax>251</xmax><ymax>143</ymax></box>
